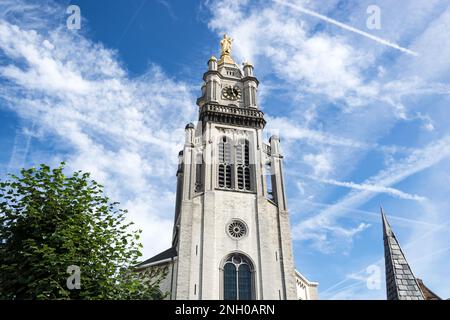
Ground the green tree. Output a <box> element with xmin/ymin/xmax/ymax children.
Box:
<box><xmin>0</xmin><ymin>163</ymin><xmax>165</xmax><ymax>299</ymax></box>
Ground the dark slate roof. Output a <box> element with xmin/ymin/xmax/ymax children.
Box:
<box><xmin>135</xmin><ymin>247</ymin><xmax>177</xmax><ymax>268</ymax></box>
<box><xmin>417</xmin><ymin>279</ymin><xmax>442</xmax><ymax>300</ymax></box>
<box><xmin>382</xmin><ymin>208</ymin><xmax>424</xmax><ymax>300</ymax></box>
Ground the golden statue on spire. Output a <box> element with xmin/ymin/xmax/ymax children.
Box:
<box><xmin>220</xmin><ymin>34</ymin><xmax>233</xmax><ymax>56</ymax></box>
<box><xmin>219</xmin><ymin>34</ymin><xmax>235</xmax><ymax>65</ymax></box>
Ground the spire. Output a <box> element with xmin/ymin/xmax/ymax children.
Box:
<box><xmin>381</xmin><ymin>206</ymin><xmax>393</xmax><ymax>237</ymax></box>
<box><xmin>381</xmin><ymin>207</ymin><xmax>425</xmax><ymax>300</ymax></box>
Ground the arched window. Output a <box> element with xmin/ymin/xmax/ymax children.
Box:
<box><xmin>223</xmin><ymin>254</ymin><xmax>254</xmax><ymax>300</ymax></box>
<box><xmin>218</xmin><ymin>136</ymin><xmax>232</xmax><ymax>188</ymax></box>
<box><xmin>235</xmin><ymin>139</ymin><xmax>251</xmax><ymax>191</ymax></box>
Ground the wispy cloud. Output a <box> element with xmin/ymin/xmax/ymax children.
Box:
<box><xmin>206</xmin><ymin>0</ymin><xmax>450</xmax><ymax>299</ymax></box>
<box><xmin>267</xmin><ymin>116</ymin><xmax>368</xmax><ymax>149</ymax></box>
<box><xmin>273</xmin><ymin>0</ymin><xmax>419</xmax><ymax>56</ymax></box>
<box><xmin>207</xmin><ymin>0</ymin><xmax>377</xmax><ymax>103</ymax></box>
<box><xmin>2</xmin><ymin>0</ymin><xmax>450</xmax><ymax>300</ymax></box>
<box><xmin>157</xmin><ymin>0</ymin><xmax>178</xmax><ymax>21</ymax></box>
<box><xmin>303</xmin><ymin>153</ymin><xmax>333</xmax><ymax>177</ymax></box>
<box><xmin>0</xmin><ymin>0</ymin><xmax>196</xmax><ymax>258</ymax></box>
<box><xmin>7</xmin><ymin>123</ymin><xmax>34</xmax><ymax>171</ymax></box>
<box><xmin>293</xmin><ymin>134</ymin><xmax>450</xmax><ymax>252</ymax></box>
<box><xmin>316</xmin><ymin>177</ymin><xmax>427</xmax><ymax>202</ymax></box>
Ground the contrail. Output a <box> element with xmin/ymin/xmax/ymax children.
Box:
<box><xmin>7</xmin><ymin>123</ymin><xmax>34</xmax><ymax>172</ymax></box>
<box><xmin>317</xmin><ymin>178</ymin><xmax>427</xmax><ymax>202</ymax></box>
<box><xmin>301</xmin><ymin>200</ymin><xmax>441</xmax><ymax>228</ymax></box>
<box><xmin>273</xmin><ymin>0</ymin><xmax>419</xmax><ymax>56</ymax></box>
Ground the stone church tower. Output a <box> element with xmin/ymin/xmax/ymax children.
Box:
<box><xmin>136</xmin><ymin>35</ymin><xmax>318</xmax><ymax>300</ymax></box>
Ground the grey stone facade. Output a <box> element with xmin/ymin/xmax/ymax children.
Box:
<box><xmin>139</xmin><ymin>41</ymin><xmax>317</xmax><ymax>300</ymax></box>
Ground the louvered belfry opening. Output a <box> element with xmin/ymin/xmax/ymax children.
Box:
<box><xmin>218</xmin><ymin>136</ymin><xmax>233</xmax><ymax>189</ymax></box>
<box><xmin>218</xmin><ymin>136</ymin><xmax>253</xmax><ymax>191</ymax></box>
<box><xmin>236</xmin><ymin>139</ymin><xmax>251</xmax><ymax>191</ymax></box>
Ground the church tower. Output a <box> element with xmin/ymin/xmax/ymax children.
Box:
<box><xmin>136</xmin><ymin>35</ymin><xmax>318</xmax><ymax>300</ymax></box>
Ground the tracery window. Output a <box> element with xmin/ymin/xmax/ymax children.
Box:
<box><xmin>223</xmin><ymin>254</ymin><xmax>254</xmax><ymax>300</ymax></box>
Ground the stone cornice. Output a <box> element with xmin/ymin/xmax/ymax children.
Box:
<box><xmin>199</xmin><ymin>103</ymin><xmax>266</xmax><ymax>129</ymax></box>
<box><xmin>202</xmin><ymin>69</ymin><xmax>257</xmax><ymax>83</ymax></box>
<box><xmin>241</xmin><ymin>76</ymin><xmax>259</xmax><ymax>85</ymax></box>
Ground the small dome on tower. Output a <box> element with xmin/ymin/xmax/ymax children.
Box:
<box><xmin>269</xmin><ymin>135</ymin><xmax>280</xmax><ymax>142</ymax></box>
<box><xmin>185</xmin><ymin>122</ymin><xmax>195</xmax><ymax>130</ymax></box>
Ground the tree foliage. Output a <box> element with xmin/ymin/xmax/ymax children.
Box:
<box><xmin>0</xmin><ymin>163</ymin><xmax>165</xmax><ymax>299</ymax></box>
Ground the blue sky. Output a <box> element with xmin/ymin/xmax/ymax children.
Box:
<box><xmin>1</xmin><ymin>0</ymin><xmax>449</xmax><ymax>299</ymax></box>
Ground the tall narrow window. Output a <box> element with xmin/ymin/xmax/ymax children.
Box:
<box><xmin>236</xmin><ymin>139</ymin><xmax>251</xmax><ymax>191</ymax></box>
<box><xmin>251</xmin><ymin>87</ymin><xmax>256</xmax><ymax>106</ymax></box>
<box><xmin>238</xmin><ymin>264</ymin><xmax>252</xmax><ymax>299</ymax></box>
<box><xmin>223</xmin><ymin>254</ymin><xmax>254</xmax><ymax>300</ymax></box>
<box><xmin>265</xmin><ymin>162</ymin><xmax>273</xmax><ymax>199</ymax></box>
<box><xmin>223</xmin><ymin>263</ymin><xmax>237</xmax><ymax>300</ymax></box>
<box><xmin>218</xmin><ymin>136</ymin><xmax>232</xmax><ymax>188</ymax></box>
<box><xmin>195</xmin><ymin>153</ymin><xmax>203</xmax><ymax>192</ymax></box>
<box><xmin>213</xmin><ymin>80</ymin><xmax>217</xmax><ymax>101</ymax></box>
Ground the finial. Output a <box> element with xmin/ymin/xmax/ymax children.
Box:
<box><xmin>218</xmin><ymin>34</ymin><xmax>235</xmax><ymax>65</ymax></box>
<box><xmin>242</xmin><ymin>61</ymin><xmax>254</xmax><ymax>77</ymax></box>
<box><xmin>380</xmin><ymin>205</ymin><xmax>393</xmax><ymax>237</ymax></box>
<box><xmin>220</xmin><ymin>34</ymin><xmax>233</xmax><ymax>56</ymax></box>
<box><xmin>269</xmin><ymin>135</ymin><xmax>280</xmax><ymax>142</ymax></box>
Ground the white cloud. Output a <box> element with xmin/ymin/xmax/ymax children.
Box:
<box><xmin>294</xmin><ymin>220</ymin><xmax>370</xmax><ymax>255</ymax></box>
<box><xmin>296</xmin><ymin>181</ymin><xmax>306</xmax><ymax>195</ymax></box>
<box><xmin>206</xmin><ymin>0</ymin><xmax>450</xmax><ymax>299</ymax></box>
<box><xmin>2</xmin><ymin>0</ymin><xmax>450</xmax><ymax>299</ymax></box>
<box><xmin>0</xmin><ymin>2</ymin><xmax>196</xmax><ymax>258</ymax></box>
<box><xmin>294</xmin><ymin>134</ymin><xmax>450</xmax><ymax>253</ymax></box>
<box><xmin>207</xmin><ymin>0</ymin><xmax>377</xmax><ymax>104</ymax></box>
<box><xmin>267</xmin><ymin>116</ymin><xmax>368</xmax><ymax>149</ymax></box>
<box><xmin>274</xmin><ymin>0</ymin><xmax>418</xmax><ymax>56</ymax></box>
<box><xmin>303</xmin><ymin>153</ymin><xmax>333</xmax><ymax>177</ymax></box>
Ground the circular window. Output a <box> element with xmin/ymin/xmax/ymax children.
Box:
<box><xmin>227</xmin><ymin>220</ymin><xmax>247</xmax><ymax>239</ymax></box>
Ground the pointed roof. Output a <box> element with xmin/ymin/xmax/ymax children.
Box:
<box><xmin>135</xmin><ymin>247</ymin><xmax>177</xmax><ymax>269</ymax></box>
<box><xmin>381</xmin><ymin>207</ymin><xmax>425</xmax><ymax>300</ymax></box>
<box><xmin>417</xmin><ymin>279</ymin><xmax>442</xmax><ymax>300</ymax></box>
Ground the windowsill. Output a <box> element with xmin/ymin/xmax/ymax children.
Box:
<box><xmin>266</xmin><ymin>197</ymin><xmax>277</xmax><ymax>206</ymax></box>
<box><xmin>215</xmin><ymin>187</ymin><xmax>256</xmax><ymax>194</ymax></box>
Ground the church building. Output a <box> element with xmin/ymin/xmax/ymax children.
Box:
<box><xmin>136</xmin><ymin>35</ymin><xmax>318</xmax><ymax>300</ymax></box>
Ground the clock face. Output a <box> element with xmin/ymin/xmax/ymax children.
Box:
<box><xmin>222</xmin><ymin>85</ymin><xmax>242</xmax><ymax>101</ymax></box>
